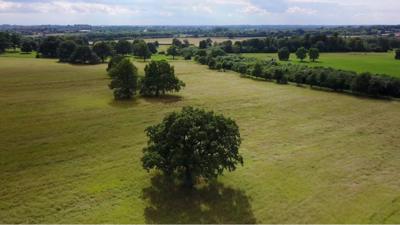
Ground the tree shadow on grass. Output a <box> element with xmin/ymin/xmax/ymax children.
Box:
<box><xmin>142</xmin><ymin>95</ymin><xmax>183</xmax><ymax>104</ymax></box>
<box><xmin>142</xmin><ymin>175</ymin><xmax>257</xmax><ymax>224</ymax></box>
<box><xmin>108</xmin><ymin>98</ymin><xmax>140</xmax><ymax>108</ymax></box>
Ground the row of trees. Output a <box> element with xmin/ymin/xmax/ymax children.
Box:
<box><xmin>194</xmin><ymin>52</ymin><xmax>400</xmax><ymax>99</ymax></box>
<box><xmin>213</xmin><ymin>34</ymin><xmax>400</xmax><ymax>53</ymax></box>
<box><xmin>278</xmin><ymin>47</ymin><xmax>320</xmax><ymax>62</ymax></box>
<box><xmin>107</xmin><ymin>57</ymin><xmax>185</xmax><ymax>100</ymax></box>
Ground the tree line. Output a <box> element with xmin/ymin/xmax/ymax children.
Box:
<box><xmin>191</xmin><ymin>47</ymin><xmax>400</xmax><ymax>99</ymax></box>
<box><xmin>213</xmin><ymin>34</ymin><xmax>400</xmax><ymax>53</ymax></box>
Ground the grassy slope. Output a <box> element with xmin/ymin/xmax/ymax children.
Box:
<box><xmin>242</xmin><ymin>52</ymin><xmax>400</xmax><ymax>77</ymax></box>
<box><xmin>1</xmin><ymin>57</ymin><xmax>400</xmax><ymax>223</ymax></box>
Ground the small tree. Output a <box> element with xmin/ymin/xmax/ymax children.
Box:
<box><xmin>133</xmin><ymin>40</ymin><xmax>152</xmax><ymax>61</ymax></box>
<box><xmin>109</xmin><ymin>58</ymin><xmax>138</xmax><ymax>100</ymax></box>
<box><xmin>115</xmin><ymin>40</ymin><xmax>132</xmax><ymax>55</ymax></box>
<box><xmin>167</xmin><ymin>45</ymin><xmax>179</xmax><ymax>60</ymax></box>
<box><xmin>21</xmin><ymin>41</ymin><xmax>33</xmax><ymax>53</ymax></box>
<box><xmin>140</xmin><ymin>60</ymin><xmax>185</xmax><ymax>96</ymax></box>
<box><xmin>57</xmin><ymin>41</ymin><xmax>77</xmax><ymax>62</ymax></box>
<box><xmin>93</xmin><ymin>42</ymin><xmax>112</xmax><ymax>62</ymax></box>
<box><xmin>142</xmin><ymin>107</ymin><xmax>243</xmax><ymax>188</ymax></box>
<box><xmin>278</xmin><ymin>47</ymin><xmax>290</xmax><ymax>61</ymax></box>
<box><xmin>296</xmin><ymin>47</ymin><xmax>307</xmax><ymax>62</ymax></box>
<box><xmin>309</xmin><ymin>48</ymin><xmax>320</xmax><ymax>62</ymax></box>
<box><xmin>0</xmin><ymin>32</ymin><xmax>11</xmax><ymax>53</ymax></box>
<box><xmin>395</xmin><ymin>49</ymin><xmax>400</xmax><ymax>60</ymax></box>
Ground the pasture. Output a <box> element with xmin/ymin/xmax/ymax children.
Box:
<box><xmin>1</xmin><ymin>56</ymin><xmax>400</xmax><ymax>223</ymax></box>
<box><xmin>241</xmin><ymin>52</ymin><xmax>400</xmax><ymax>77</ymax></box>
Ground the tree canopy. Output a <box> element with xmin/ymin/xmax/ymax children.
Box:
<box><xmin>395</xmin><ymin>49</ymin><xmax>400</xmax><ymax>60</ymax></box>
<box><xmin>167</xmin><ymin>45</ymin><xmax>179</xmax><ymax>59</ymax></box>
<box><xmin>142</xmin><ymin>106</ymin><xmax>243</xmax><ymax>187</ymax></box>
<box><xmin>296</xmin><ymin>47</ymin><xmax>307</xmax><ymax>62</ymax></box>
<box><xmin>133</xmin><ymin>40</ymin><xmax>152</xmax><ymax>61</ymax></box>
<box><xmin>69</xmin><ymin>45</ymin><xmax>100</xmax><ymax>64</ymax></box>
<box><xmin>108</xmin><ymin>58</ymin><xmax>138</xmax><ymax>100</ymax></box>
<box><xmin>57</xmin><ymin>41</ymin><xmax>77</xmax><ymax>62</ymax></box>
<box><xmin>140</xmin><ymin>60</ymin><xmax>185</xmax><ymax>96</ymax></box>
<box><xmin>115</xmin><ymin>40</ymin><xmax>132</xmax><ymax>55</ymax></box>
<box><xmin>93</xmin><ymin>42</ymin><xmax>112</xmax><ymax>62</ymax></box>
<box><xmin>309</xmin><ymin>48</ymin><xmax>320</xmax><ymax>62</ymax></box>
<box><xmin>278</xmin><ymin>47</ymin><xmax>290</xmax><ymax>61</ymax></box>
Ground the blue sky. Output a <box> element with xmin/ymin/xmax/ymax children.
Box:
<box><xmin>0</xmin><ymin>0</ymin><xmax>399</xmax><ymax>25</ymax></box>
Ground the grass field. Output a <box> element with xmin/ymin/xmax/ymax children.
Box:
<box><xmin>1</xmin><ymin>56</ymin><xmax>400</xmax><ymax>223</ymax></box>
<box><xmin>241</xmin><ymin>52</ymin><xmax>400</xmax><ymax>77</ymax></box>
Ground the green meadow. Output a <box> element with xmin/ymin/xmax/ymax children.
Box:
<box><xmin>241</xmin><ymin>52</ymin><xmax>400</xmax><ymax>77</ymax></box>
<box><xmin>1</xmin><ymin>55</ymin><xmax>400</xmax><ymax>223</ymax></box>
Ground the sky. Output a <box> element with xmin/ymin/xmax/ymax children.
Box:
<box><xmin>0</xmin><ymin>0</ymin><xmax>399</xmax><ymax>25</ymax></box>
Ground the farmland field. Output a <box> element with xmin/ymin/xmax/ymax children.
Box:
<box><xmin>241</xmin><ymin>52</ymin><xmax>400</xmax><ymax>77</ymax></box>
<box><xmin>1</xmin><ymin>56</ymin><xmax>400</xmax><ymax>223</ymax></box>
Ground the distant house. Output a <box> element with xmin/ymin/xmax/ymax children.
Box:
<box><xmin>395</xmin><ymin>33</ymin><xmax>400</xmax><ymax>38</ymax></box>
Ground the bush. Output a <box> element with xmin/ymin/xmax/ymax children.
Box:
<box><xmin>142</xmin><ymin>107</ymin><xmax>243</xmax><ymax>187</ymax></box>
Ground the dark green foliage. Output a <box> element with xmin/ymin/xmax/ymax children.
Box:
<box><xmin>208</xmin><ymin>58</ymin><xmax>217</xmax><ymax>69</ymax></box>
<box><xmin>39</xmin><ymin>36</ymin><xmax>61</xmax><ymax>58</ymax></box>
<box><xmin>57</xmin><ymin>41</ymin><xmax>77</xmax><ymax>62</ymax></box>
<box><xmin>10</xmin><ymin>33</ymin><xmax>21</xmax><ymax>51</ymax></box>
<box><xmin>296</xmin><ymin>47</ymin><xmax>307</xmax><ymax>61</ymax></box>
<box><xmin>140</xmin><ymin>60</ymin><xmax>185</xmax><ymax>96</ymax></box>
<box><xmin>133</xmin><ymin>40</ymin><xmax>152</xmax><ymax>61</ymax></box>
<box><xmin>395</xmin><ymin>49</ymin><xmax>400</xmax><ymax>60</ymax></box>
<box><xmin>108</xmin><ymin>58</ymin><xmax>138</xmax><ymax>100</ymax></box>
<box><xmin>195</xmin><ymin>49</ymin><xmax>207</xmax><ymax>57</ymax></box>
<box><xmin>180</xmin><ymin>47</ymin><xmax>194</xmax><ymax>60</ymax></box>
<box><xmin>147</xmin><ymin>42</ymin><xmax>158</xmax><ymax>54</ymax></box>
<box><xmin>20</xmin><ymin>41</ymin><xmax>33</xmax><ymax>53</ymax></box>
<box><xmin>107</xmin><ymin>55</ymin><xmax>125</xmax><ymax>72</ymax></box>
<box><xmin>167</xmin><ymin>45</ymin><xmax>179</xmax><ymax>60</ymax></box>
<box><xmin>142</xmin><ymin>106</ymin><xmax>243</xmax><ymax>187</ymax></box>
<box><xmin>252</xmin><ymin>63</ymin><xmax>263</xmax><ymax>77</ymax></box>
<box><xmin>309</xmin><ymin>48</ymin><xmax>320</xmax><ymax>62</ymax></box>
<box><xmin>278</xmin><ymin>47</ymin><xmax>290</xmax><ymax>61</ymax></box>
<box><xmin>172</xmin><ymin>38</ymin><xmax>183</xmax><ymax>48</ymax></box>
<box><xmin>274</xmin><ymin>69</ymin><xmax>287</xmax><ymax>84</ymax></box>
<box><xmin>115</xmin><ymin>40</ymin><xmax>132</xmax><ymax>55</ymax></box>
<box><xmin>0</xmin><ymin>32</ymin><xmax>11</xmax><ymax>53</ymax></box>
<box><xmin>351</xmin><ymin>72</ymin><xmax>371</xmax><ymax>94</ymax></box>
<box><xmin>209</xmin><ymin>47</ymin><xmax>226</xmax><ymax>58</ymax></box>
<box><xmin>199</xmin><ymin>38</ymin><xmax>212</xmax><ymax>49</ymax></box>
<box><xmin>93</xmin><ymin>42</ymin><xmax>112</xmax><ymax>62</ymax></box>
<box><xmin>69</xmin><ymin>45</ymin><xmax>100</xmax><ymax>64</ymax></box>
